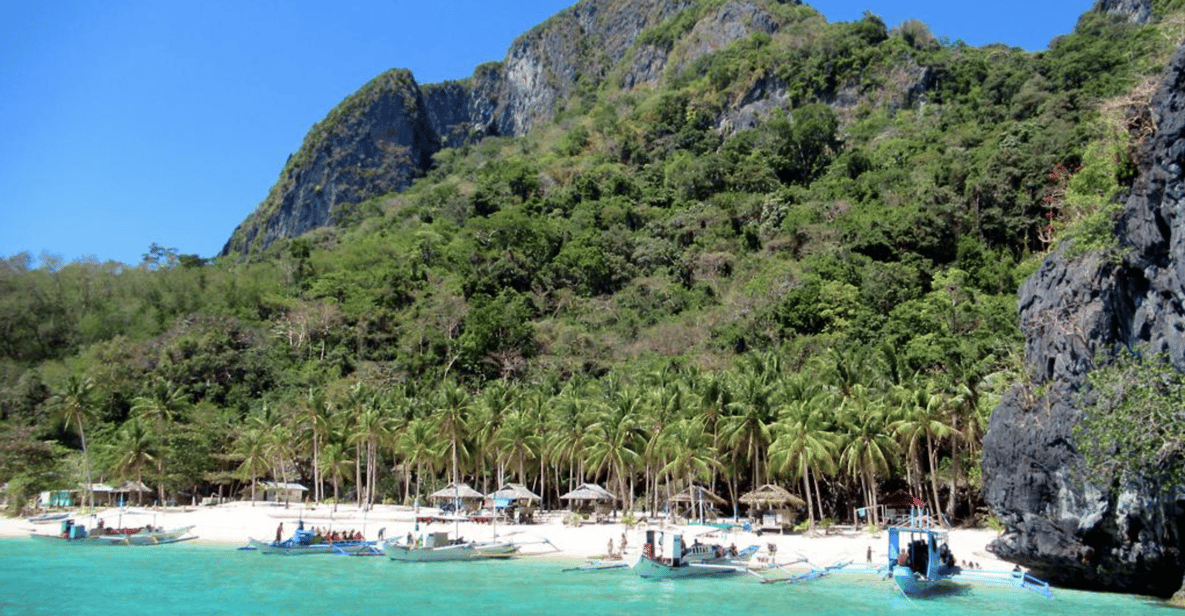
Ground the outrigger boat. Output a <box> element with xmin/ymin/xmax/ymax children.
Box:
<box><xmin>26</xmin><ymin>512</ymin><xmax>70</xmax><ymax>524</ymax></box>
<box><xmin>886</xmin><ymin>506</ymin><xmax>1053</xmax><ymax>599</ymax></box>
<box><xmin>245</xmin><ymin>521</ymin><xmax>378</xmax><ymax>555</ymax></box>
<box><xmin>383</xmin><ymin>530</ymin><xmax>519</xmax><ymax>562</ymax></box>
<box><xmin>758</xmin><ymin>505</ymin><xmax>1053</xmax><ymax>599</ymax></box>
<box><xmin>632</xmin><ymin>529</ymin><xmax>752</xmax><ymax>579</ymax></box>
<box><xmin>31</xmin><ymin>519</ymin><xmax>196</xmax><ymax>546</ymax></box>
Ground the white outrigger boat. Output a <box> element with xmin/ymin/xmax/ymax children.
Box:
<box><xmin>632</xmin><ymin>529</ymin><xmax>751</xmax><ymax>579</ymax></box>
<box><xmin>31</xmin><ymin>519</ymin><xmax>196</xmax><ymax>546</ymax></box>
<box><xmin>383</xmin><ymin>530</ymin><xmax>519</xmax><ymax>562</ymax></box>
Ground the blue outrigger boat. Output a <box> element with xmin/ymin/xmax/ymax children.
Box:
<box><xmin>243</xmin><ymin>520</ymin><xmax>379</xmax><ymax>556</ymax></box>
<box><xmin>886</xmin><ymin>506</ymin><xmax>1052</xmax><ymax>599</ymax></box>
<box><xmin>762</xmin><ymin>505</ymin><xmax>1053</xmax><ymax>600</ymax></box>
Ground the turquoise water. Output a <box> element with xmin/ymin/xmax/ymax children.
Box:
<box><xmin>0</xmin><ymin>538</ymin><xmax>1175</xmax><ymax>615</ymax></box>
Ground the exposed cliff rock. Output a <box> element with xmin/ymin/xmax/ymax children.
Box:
<box><xmin>221</xmin><ymin>69</ymin><xmax>437</xmax><ymax>255</ymax></box>
<box><xmin>1099</xmin><ymin>0</ymin><xmax>1155</xmax><ymax>24</ymax></box>
<box><xmin>983</xmin><ymin>43</ymin><xmax>1185</xmax><ymax>597</ymax></box>
<box><xmin>219</xmin><ymin>0</ymin><xmax>916</xmax><ymax>257</ymax></box>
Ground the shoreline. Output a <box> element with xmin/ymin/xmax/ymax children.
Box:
<box><xmin>0</xmin><ymin>502</ymin><xmax>1017</xmax><ymax>571</ymax></box>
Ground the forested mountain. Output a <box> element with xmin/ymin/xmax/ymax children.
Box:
<box><xmin>2</xmin><ymin>0</ymin><xmax>1183</xmax><ymax>595</ymax></box>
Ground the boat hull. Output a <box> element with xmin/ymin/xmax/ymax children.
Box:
<box><xmin>247</xmin><ymin>537</ymin><xmax>377</xmax><ymax>555</ymax></box>
<box><xmin>385</xmin><ymin>541</ymin><xmax>481</xmax><ymax>562</ymax></box>
<box><xmin>631</xmin><ymin>555</ymin><xmax>744</xmax><ymax>579</ymax></box>
<box><xmin>31</xmin><ymin>525</ymin><xmax>196</xmax><ymax>546</ymax></box>
<box><xmin>382</xmin><ymin>539</ymin><xmax>519</xmax><ymax>561</ymax></box>
<box><xmin>892</xmin><ymin>566</ymin><xmax>963</xmax><ymax>598</ymax></box>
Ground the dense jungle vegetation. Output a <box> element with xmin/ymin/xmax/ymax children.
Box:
<box><xmin>2</xmin><ymin>2</ymin><xmax>1182</xmax><ymax>527</ymax></box>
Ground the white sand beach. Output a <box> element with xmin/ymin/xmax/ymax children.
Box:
<box><xmin>0</xmin><ymin>502</ymin><xmax>1016</xmax><ymax>572</ymax></box>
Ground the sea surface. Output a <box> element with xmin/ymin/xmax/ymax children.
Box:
<box><xmin>0</xmin><ymin>537</ymin><xmax>1176</xmax><ymax>615</ymax></box>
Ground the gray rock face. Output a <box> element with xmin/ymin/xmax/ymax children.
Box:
<box><xmin>983</xmin><ymin>44</ymin><xmax>1185</xmax><ymax>597</ymax></box>
<box><xmin>219</xmin><ymin>0</ymin><xmax>920</xmax><ymax>256</ymax></box>
<box><xmin>222</xmin><ymin>69</ymin><xmax>437</xmax><ymax>255</ymax></box>
<box><xmin>1099</xmin><ymin>0</ymin><xmax>1154</xmax><ymax>24</ymax></box>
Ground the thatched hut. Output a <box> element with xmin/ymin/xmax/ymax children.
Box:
<box><xmin>667</xmin><ymin>485</ymin><xmax>726</xmax><ymax>522</ymax></box>
<box><xmin>428</xmin><ymin>482</ymin><xmax>484</xmax><ymax>514</ymax></box>
<box><xmin>115</xmin><ymin>480</ymin><xmax>152</xmax><ymax>506</ymax></box>
<box><xmin>559</xmin><ymin>483</ymin><xmax>616</xmax><ymax>521</ymax></box>
<box><xmin>740</xmin><ymin>484</ymin><xmax>805</xmax><ymax>531</ymax></box>
<box><xmin>487</xmin><ymin>482</ymin><xmax>542</xmax><ymax>523</ymax></box>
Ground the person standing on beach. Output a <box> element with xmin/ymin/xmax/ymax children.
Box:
<box><xmin>276</xmin><ymin>523</ymin><xmax>283</xmax><ymax>544</ymax></box>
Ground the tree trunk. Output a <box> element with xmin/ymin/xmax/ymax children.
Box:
<box><xmin>927</xmin><ymin>434</ymin><xmax>941</xmax><ymax>512</ymax></box>
<box><xmin>811</xmin><ymin>467</ymin><xmax>825</xmax><ymax>523</ymax></box>
<box><xmin>946</xmin><ymin>436</ymin><xmax>959</xmax><ymax>521</ymax></box>
<box><xmin>802</xmin><ymin>459</ymin><xmax>815</xmax><ymax>528</ymax></box>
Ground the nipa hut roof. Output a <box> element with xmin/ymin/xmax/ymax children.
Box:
<box><xmin>559</xmin><ymin>483</ymin><xmax>616</xmax><ymax>501</ymax></box>
<box><xmin>429</xmin><ymin>482</ymin><xmax>485</xmax><ymax>500</ymax></box>
<box><xmin>117</xmin><ymin>480</ymin><xmax>151</xmax><ymax>493</ymax></box>
<box><xmin>880</xmin><ymin>490</ymin><xmax>927</xmax><ymax>509</ymax></box>
<box><xmin>667</xmin><ymin>485</ymin><xmax>726</xmax><ymax>505</ymax></box>
<box><xmin>488</xmin><ymin>482</ymin><xmax>541</xmax><ymax>501</ymax></box>
<box><xmin>739</xmin><ymin>484</ymin><xmax>805</xmax><ymax>508</ymax></box>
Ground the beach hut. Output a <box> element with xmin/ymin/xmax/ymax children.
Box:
<box><xmin>88</xmin><ymin>483</ymin><xmax>118</xmax><ymax>507</ymax></box>
<box><xmin>429</xmin><ymin>482</ymin><xmax>485</xmax><ymax>514</ymax></box>
<box><xmin>739</xmin><ymin>484</ymin><xmax>805</xmax><ymax>532</ymax></box>
<box><xmin>559</xmin><ymin>483</ymin><xmax>616</xmax><ymax>522</ymax></box>
<box><xmin>114</xmin><ymin>480</ymin><xmax>152</xmax><ymax>506</ymax></box>
<box><xmin>487</xmin><ymin>482</ymin><xmax>542</xmax><ymax>523</ymax></box>
<box><xmin>246</xmin><ymin>481</ymin><xmax>307</xmax><ymax>504</ymax></box>
<box><xmin>667</xmin><ymin>485</ymin><xmax>726</xmax><ymax>523</ymax></box>
<box><xmin>877</xmin><ymin>490</ymin><xmax>929</xmax><ymax>526</ymax></box>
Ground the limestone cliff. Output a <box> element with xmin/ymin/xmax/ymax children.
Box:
<box><xmin>982</xmin><ymin>43</ymin><xmax>1185</xmax><ymax>597</ymax></box>
<box><xmin>220</xmin><ymin>0</ymin><xmax>819</xmax><ymax>256</ymax></box>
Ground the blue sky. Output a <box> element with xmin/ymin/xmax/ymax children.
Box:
<box><xmin>0</xmin><ymin>1</ymin><xmax>1094</xmax><ymax>267</ymax></box>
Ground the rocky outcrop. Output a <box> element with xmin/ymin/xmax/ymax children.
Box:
<box><xmin>221</xmin><ymin>69</ymin><xmax>438</xmax><ymax>256</ymax></box>
<box><xmin>1099</xmin><ymin>0</ymin><xmax>1154</xmax><ymax>24</ymax></box>
<box><xmin>221</xmin><ymin>0</ymin><xmax>816</xmax><ymax>256</ymax></box>
<box><xmin>982</xmin><ymin>43</ymin><xmax>1185</xmax><ymax>597</ymax></box>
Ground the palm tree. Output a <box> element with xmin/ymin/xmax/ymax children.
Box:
<box><xmin>350</xmin><ymin>400</ymin><xmax>391</xmax><ymax>510</ymax></box>
<box><xmin>769</xmin><ymin>393</ymin><xmax>838</xmax><ymax>528</ymax></box>
<box><xmin>51</xmin><ymin>375</ymin><xmax>96</xmax><ymax>509</ymax></box>
<box><xmin>233</xmin><ymin>427</ymin><xmax>270</xmax><ymax>505</ymax></box>
<box><xmin>339</xmin><ymin>382</ymin><xmax>375</xmax><ymax>508</ymax></box>
<box><xmin>544</xmin><ymin>387</ymin><xmax>594</xmax><ymax>508</ymax></box>
<box><xmin>722</xmin><ymin>372</ymin><xmax>777</xmax><ymax>491</ymax></box>
<box><xmin>494</xmin><ymin>405</ymin><xmax>542</xmax><ymax>486</ymax></box>
<box><xmin>891</xmin><ymin>383</ymin><xmax>955</xmax><ymax>510</ymax></box>
<box><xmin>111</xmin><ymin>419</ymin><xmax>158</xmax><ymax>506</ymax></box>
<box><xmin>399</xmin><ymin>418</ymin><xmax>441</xmax><ymax>504</ymax></box>
<box><xmin>838</xmin><ymin>385</ymin><xmax>898</xmax><ymax>528</ymax></box>
<box><xmin>131</xmin><ymin>379</ymin><xmax>189</xmax><ymax>507</ymax></box>
<box><xmin>434</xmin><ymin>380</ymin><xmax>471</xmax><ymax>486</ymax></box>
<box><xmin>304</xmin><ymin>389</ymin><xmax>333</xmax><ymax>503</ymax></box>
<box><xmin>263</xmin><ymin>422</ymin><xmax>296</xmax><ymax>506</ymax></box>
<box><xmin>586</xmin><ymin>391</ymin><xmax>645</xmax><ymax>514</ymax></box>
<box><xmin>475</xmin><ymin>381</ymin><xmax>519</xmax><ymax>489</ymax></box>
<box><xmin>657</xmin><ymin>416</ymin><xmax>718</xmax><ymax>519</ymax></box>
<box><xmin>319</xmin><ymin>441</ymin><xmax>354</xmax><ymax>512</ymax></box>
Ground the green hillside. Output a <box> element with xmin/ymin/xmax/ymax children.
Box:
<box><xmin>1</xmin><ymin>1</ymin><xmax>1180</xmax><ymax>524</ymax></box>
